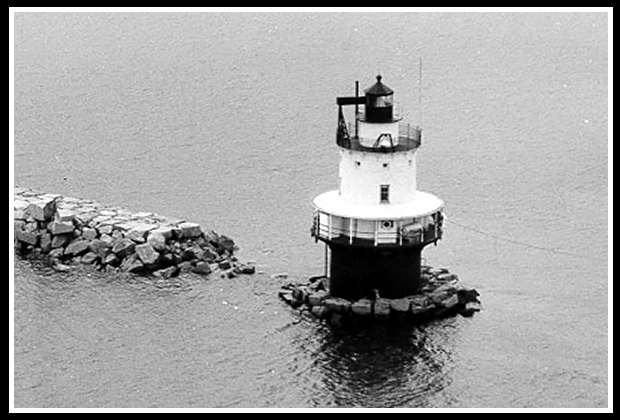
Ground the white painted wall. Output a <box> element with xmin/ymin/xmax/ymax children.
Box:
<box><xmin>339</xmin><ymin>149</ymin><xmax>417</xmax><ymax>205</ymax></box>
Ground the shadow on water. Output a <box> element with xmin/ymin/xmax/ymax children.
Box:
<box><xmin>306</xmin><ymin>321</ymin><xmax>452</xmax><ymax>408</ymax></box>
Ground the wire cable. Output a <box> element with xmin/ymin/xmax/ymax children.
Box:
<box><xmin>445</xmin><ymin>217</ymin><xmax>606</xmax><ymax>262</ymax></box>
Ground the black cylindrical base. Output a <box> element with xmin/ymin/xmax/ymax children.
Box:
<box><xmin>328</xmin><ymin>244</ymin><xmax>422</xmax><ymax>301</ymax></box>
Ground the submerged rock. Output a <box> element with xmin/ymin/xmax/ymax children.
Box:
<box><xmin>191</xmin><ymin>261</ymin><xmax>212</xmax><ymax>275</ymax></box>
<box><xmin>460</xmin><ymin>301</ymin><xmax>482</xmax><ymax>317</ymax></box>
<box><xmin>218</xmin><ymin>260</ymin><xmax>232</xmax><ymax>270</ymax></box>
<box><xmin>52</xmin><ymin>262</ymin><xmax>71</xmax><ymax>273</ymax></box>
<box><xmin>154</xmin><ymin>265</ymin><xmax>180</xmax><ymax>279</ymax></box>
<box><xmin>458</xmin><ymin>288</ymin><xmax>480</xmax><ymax>303</ymax></box>
<box><xmin>217</xmin><ymin>235</ymin><xmax>236</xmax><ymax>253</ymax></box>
<box><xmin>237</xmin><ymin>264</ymin><xmax>256</xmax><ymax>274</ymax></box>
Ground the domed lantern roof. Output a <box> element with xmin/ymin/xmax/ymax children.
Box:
<box><xmin>364</xmin><ymin>75</ymin><xmax>394</xmax><ymax>96</ymax></box>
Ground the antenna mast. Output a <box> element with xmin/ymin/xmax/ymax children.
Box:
<box><xmin>355</xmin><ymin>80</ymin><xmax>359</xmax><ymax>137</ymax></box>
<box><xmin>418</xmin><ymin>58</ymin><xmax>423</xmax><ymax>127</ymax></box>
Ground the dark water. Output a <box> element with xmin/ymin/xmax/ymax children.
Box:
<box><xmin>13</xmin><ymin>12</ymin><xmax>608</xmax><ymax>408</ymax></box>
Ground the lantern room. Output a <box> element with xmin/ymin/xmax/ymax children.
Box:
<box><xmin>363</xmin><ymin>75</ymin><xmax>396</xmax><ymax>123</ymax></box>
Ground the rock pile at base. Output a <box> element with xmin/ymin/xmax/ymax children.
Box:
<box><xmin>14</xmin><ymin>187</ymin><xmax>255</xmax><ymax>278</ymax></box>
<box><xmin>278</xmin><ymin>266</ymin><xmax>481</xmax><ymax>326</ymax></box>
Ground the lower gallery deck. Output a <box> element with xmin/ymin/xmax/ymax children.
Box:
<box><xmin>312</xmin><ymin>190</ymin><xmax>444</xmax><ymax>248</ymax></box>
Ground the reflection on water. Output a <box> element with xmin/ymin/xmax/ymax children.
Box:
<box><xmin>293</xmin><ymin>320</ymin><xmax>452</xmax><ymax>408</ymax></box>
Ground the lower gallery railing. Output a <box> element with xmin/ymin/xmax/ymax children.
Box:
<box><xmin>312</xmin><ymin>211</ymin><xmax>443</xmax><ymax>247</ymax></box>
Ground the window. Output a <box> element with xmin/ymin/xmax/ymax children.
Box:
<box><xmin>369</xmin><ymin>94</ymin><xmax>394</xmax><ymax>108</ymax></box>
<box><xmin>380</xmin><ymin>185</ymin><xmax>390</xmax><ymax>203</ymax></box>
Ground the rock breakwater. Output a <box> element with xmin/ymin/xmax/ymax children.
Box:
<box><xmin>279</xmin><ymin>266</ymin><xmax>481</xmax><ymax>326</ymax></box>
<box><xmin>13</xmin><ymin>187</ymin><xmax>255</xmax><ymax>278</ymax></box>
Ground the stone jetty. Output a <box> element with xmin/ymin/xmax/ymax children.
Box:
<box><xmin>278</xmin><ymin>266</ymin><xmax>481</xmax><ymax>326</ymax></box>
<box><xmin>13</xmin><ymin>187</ymin><xmax>255</xmax><ymax>278</ymax></box>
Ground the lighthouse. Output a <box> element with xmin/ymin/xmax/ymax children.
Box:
<box><xmin>311</xmin><ymin>75</ymin><xmax>445</xmax><ymax>301</ymax></box>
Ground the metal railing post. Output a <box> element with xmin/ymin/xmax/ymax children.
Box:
<box><xmin>374</xmin><ymin>220</ymin><xmax>378</xmax><ymax>246</ymax></box>
<box><xmin>328</xmin><ymin>214</ymin><xmax>332</xmax><ymax>241</ymax></box>
<box><xmin>349</xmin><ymin>218</ymin><xmax>353</xmax><ymax>244</ymax></box>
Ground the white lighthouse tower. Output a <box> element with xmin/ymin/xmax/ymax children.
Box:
<box><xmin>311</xmin><ymin>75</ymin><xmax>445</xmax><ymax>300</ymax></box>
